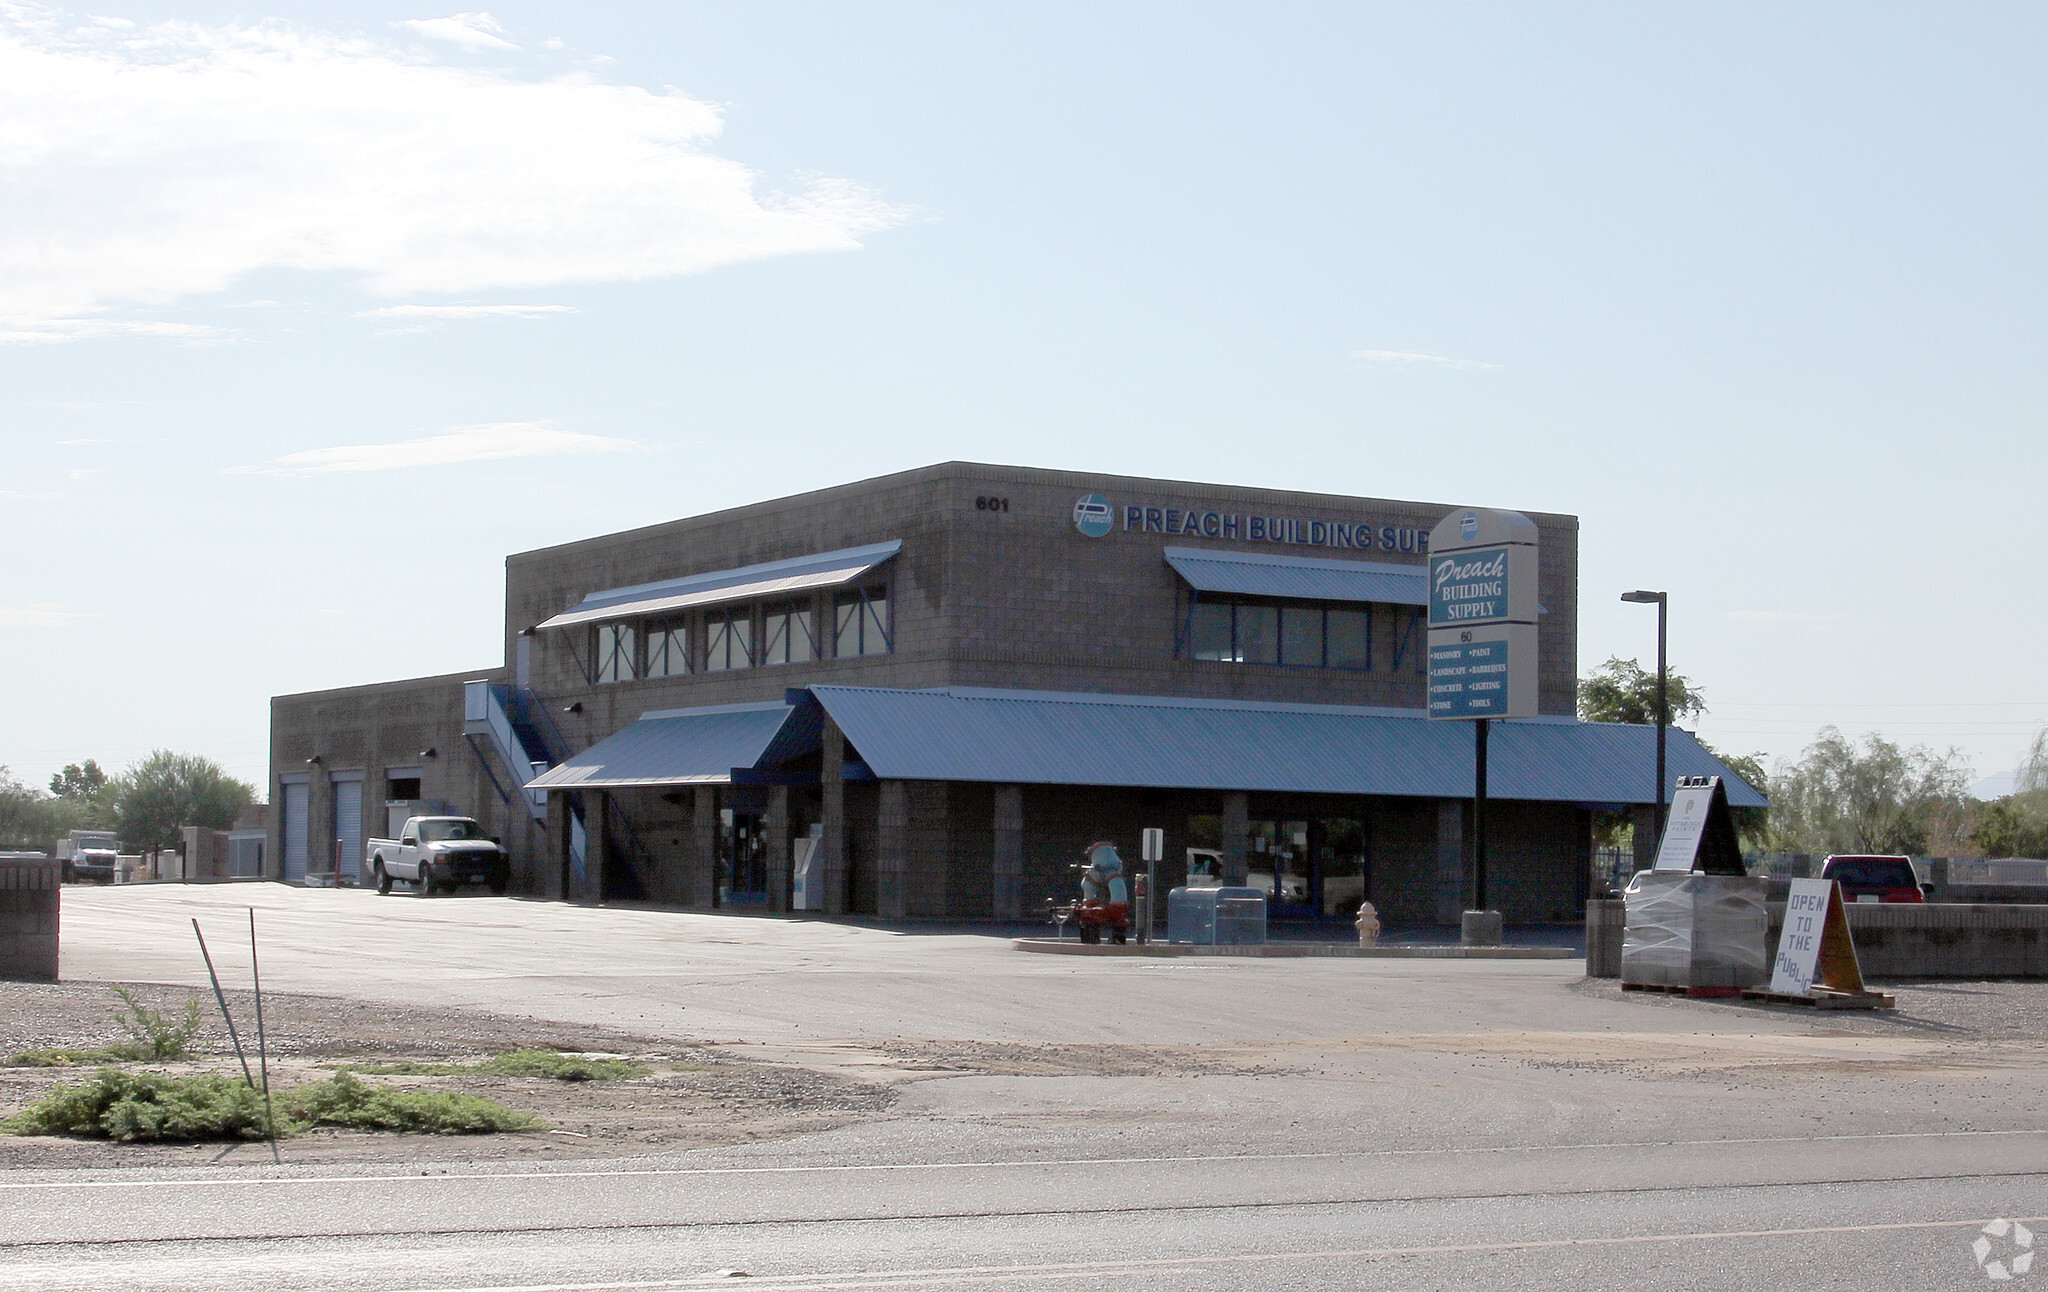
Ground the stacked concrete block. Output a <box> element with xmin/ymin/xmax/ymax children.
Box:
<box><xmin>0</xmin><ymin>855</ymin><xmax>61</xmax><ymax>982</ymax></box>
<box><xmin>1766</xmin><ymin>902</ymin><xmax>2048</xmax><ymax>979</ymax></box>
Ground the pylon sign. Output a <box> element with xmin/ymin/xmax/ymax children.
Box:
<box><xmin>1426</xmin><ymin>507</ymin><xmax>1538</xmax><ymax>720</ymax></box>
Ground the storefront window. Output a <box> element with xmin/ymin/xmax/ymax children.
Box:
<box><xmin>1319</xmin><ymin>818</ymin><xmax>1366</xmax><ymax>917</ymax></box>
<box><xmin>761</xmin><ymin>602</ymin><xmax>815</xmax><ymax>666</ymax></box>
<box><xmin>835</xmin><ymin>585</ymin><xmax>890</xmax><ymax>657</ymax></box>
<box><xmin>1190</xmin><ymin>603</ymin><xmax>1234</xmax><ymax>661</ymax></box>
<box><xmin>594</xmin><ymin>623</ymin><xmax>636</xmax><ymax>684</ymax></box>
<box><xmin>705</xmin><ymin>607</ymin><xmax>753</xmax><ymax>672</ymax></box>
<box><xmin>1281</xmin><ymin>605</ymin><xmax>1323</xmax><ymax>666</ymax></box>
<box><xmin>1236</xmin><ymin>604</ymin><xmax>1278</xmax><ymax>665</ymax></box>
<box><xmin>645</xmin><ymin>621</ymin><xmax>689</xmax><ymax>678</ymax></box>
<box><xmin>1186</xmin><ymin>597</ymin><xmax>1378</xmax><ymax>670</ymax></box>
<box><xmin>1326</xmin><ymin>606</ymin><xmax>1369</xmax><ymax>670</ymax></box>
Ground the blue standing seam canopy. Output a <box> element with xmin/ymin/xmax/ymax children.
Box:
<box><xmin>534</xmin><ymin>540</ymin><xmax>902</xmax><ymax>631</ymax></box>
<box><xmin>1163</xmin><ymin>545</ymin><xmax>1429</xmax><ymax>606</ymax></box>
<box><xmin>800</xmin><ymin>685</ymin><xmax>1765</xmax><ymax>808</ymax></box>
<box><xmin>524</xmin><ymin>702</ymin><xmax>796</xmax><ymax>790</ymax></box>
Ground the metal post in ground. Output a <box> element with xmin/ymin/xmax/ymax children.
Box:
<box><xmin>250</xmin><ymin>908</ymin><xmax>279</xmax><ymax>1162</ymax></box>
<box><xmin>191</xmin><ymin>920</ymin><xmax>254</xmax><ymax>1088</ymax></box>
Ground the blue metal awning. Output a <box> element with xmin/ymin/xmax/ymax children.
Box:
<box><xmin>525</xmin><ymin>702</ymin><xmax>796</xmax><ymax>789</ymax></box>
<box><xmin>1163</xmin><ymin>546</ymin><xmax>1427</xmax><ymax>605</ymax></box>
<box><xmin>536</xmin><ymin>540</ymin><xmax>902</xmax><ymax>630</ymax></box>
<box><xmin>801</xmin><ymin>685</ymin><xmax>1765</xmax><ymax>807</ymax></box>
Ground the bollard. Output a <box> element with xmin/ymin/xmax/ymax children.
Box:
<box><xmin>1460</xmin><ymin>908</ymin><xmax>1503</xmax><ymax>947</ymax></box>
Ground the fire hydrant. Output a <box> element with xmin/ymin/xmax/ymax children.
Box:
<box><xmin>1355</xmin><ymin>901</ymin><xmax>1381</xmax><ymax>947</ymax></box>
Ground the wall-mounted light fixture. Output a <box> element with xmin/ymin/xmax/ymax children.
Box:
<box><xmin>419</xmin><ymin>747</ymin><xmax>437</xmax><ymax>759</ymax></box>
<box><xmin>564</xmin><ymin>702</ymin><xmax>583</xmax><ymax>715</ymax></box>
<box><xmin>518</xmin><ymin>626</ymin><xmax>535</xmax><ymax>637</ymax></box>
<box><xmin>306</xmin><ymin>755</ymin><xmax>323</xmax><ymax>766</ymax></box>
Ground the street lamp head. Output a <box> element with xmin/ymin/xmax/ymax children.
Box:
<box><xmin>1620</xmin><ymin>590</ymin><xmax>1666</xmax><ymax>604</ymax></box>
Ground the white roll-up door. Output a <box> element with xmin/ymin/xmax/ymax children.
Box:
<box><xmin>332</xmin><ymin>775</ymin><xmax>364</xmax><ymax>884</ymax></box>
<box><xmin>281</xmin><ymin>780</ymin><xmax>310</xmax><ymax>882</ymax></box>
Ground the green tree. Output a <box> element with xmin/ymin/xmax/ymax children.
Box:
<box><xmin>49</xmin><ymin>759</ymin><xmax>108</xmax><ymax>802</ymax></box>
<box><xmin>1576</xmin><ymin>656</ymin><xmax>1708</xmax><ymax>727</ymax></box>
<box><xmin>0</xmin><ymin>766</ymin><xmax>73</xmax><ymax>853</ymax></box>
<box><xmin>1577</xmin><ymin>658</ymin><xmax>1769</xmax><ymax>849</ymax></box>
<box><xmin>48</xmin><ymin>759</ymin><xmax>111</xmax><ymax>830</ymax></box>
<box><xmin>1972</xmin><ymin>792</ymin><xmax>2048</xmax><ymax>859</ymax></box>
<box><xmin>1767</xmin><ymin>727</ymin><xmax>1973</xmax><ymax>856</ymax></box>
<box><xmin>110</xmin><ymin>751</ymin><xmax>256</xmax><ymax>851</ymax></box>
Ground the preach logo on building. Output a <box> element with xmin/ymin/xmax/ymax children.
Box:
<box><xmin>1072</xmin><ymin>494</ymin><xmax>1115</xmax><ymax>538</ymax></box>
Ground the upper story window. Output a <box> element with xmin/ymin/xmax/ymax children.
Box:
<box><xmin>645</xmin><ymin>619</ymin><xmax>690</xmax><ymax>678</ymax></box>
<box><xmin>761</xmin><ymin>601</ymin><xmax>816</xmax><ymax>666</ymax></box>
<box><xmin>1186</xmin><ymin>597</ymin><xmax>1382</xmax><ymax>670</ymax></box>
<box><xmin>704</xmin><ymin>605</ymin><xmax>754</xmax><ymax>672</ymax></box>
<box><xmin>835</xmin><ymin>584</ymin><xmax>891</xmax><ymax>658</ymax></box>
<box><xmin>595</xmin><ymin>622</ymin><xmax>637</xmax><ymax>684</ymax></box>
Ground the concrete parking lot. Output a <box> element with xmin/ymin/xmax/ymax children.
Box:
<box><xmin>10</xmin><ymin>883</ymin><xmax>2048</xmax><ymax>1291</ymax></box>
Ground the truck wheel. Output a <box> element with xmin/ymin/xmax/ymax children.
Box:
<box><xmin>489</xmin><ymin>878</ymin><xmax>508</xmax><ymax>895</ymax></box>
<box><xmin>375</xmin><ymin>863</ymin><xmax>392</xmax><ymax>896</ymax></box>
<box><xmin>417</xmin><ymin>864</ymin><xmax>434</xmax><ymax>895</ymax></box>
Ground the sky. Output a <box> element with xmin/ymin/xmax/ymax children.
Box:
<box><xmin>3</xmin><ymin>2</ymin><xmax>2045</xmax><ymax>801</ymax></box>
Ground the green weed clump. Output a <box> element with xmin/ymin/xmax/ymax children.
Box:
<box><xmin>287</xmin><ymin>1072</ymin><xmax>543</xmax><ymax>1135</ymax></box>
<box><xmin>340</xmin><ymin>1049</ymin><xmax>648</xmax><ymax>1082</ymax></box>
<box><xmin>4</xmin><ymin>1071</ymin><xmax>544</xmax><ymax>1142</ymax></box>
<box><xmin>109</xmin><ymin>987</ymin><xmax>203</xmax><ymax>1061</ymax></box>
<box><xmin>1</xmin><ymin>1069</ymin><xmax>275</xmax><ymax>1143</ymax></box>
<box><xmin>476</xmin><ymin>1050</ymin><xmax>647</xmax><ymax>1081</ymax></box>
<box><xmin>6</xmin><ymin>988</ymin><xmax>206</xmax><ymax>1068</ymax></box>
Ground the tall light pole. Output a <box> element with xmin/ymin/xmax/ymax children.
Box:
<box><xmin>1620</xmin><ymin>590</ymin><xmax>1668</xmax><ymax>836</ymax></box>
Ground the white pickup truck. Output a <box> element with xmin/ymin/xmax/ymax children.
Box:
<box><xmin>366</xmin><ymin>817</ymin><xmax>510</xmax><ymax>896</ymax></box>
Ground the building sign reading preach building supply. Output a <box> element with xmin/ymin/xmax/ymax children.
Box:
<box><xmin>1425</xmin><ymin>508</ymin><xmax>1538</xmax><ymax>720</ymax></box>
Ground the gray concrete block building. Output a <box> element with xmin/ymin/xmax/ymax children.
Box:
<box><xmin>269</xmin><ymin>461</ymin><xmax>1761</xmax><ymax>924</ymax></box>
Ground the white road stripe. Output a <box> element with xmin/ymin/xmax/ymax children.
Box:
<box><xmin>4</xmin><ymin>1126</ymin><xmax>2044</xmax><ymax>1192</ymax></box>
<box><xmin>357</xmin><ymin>1215</ymin><xmax>2048</xmax><ymax>1292</ymax></box>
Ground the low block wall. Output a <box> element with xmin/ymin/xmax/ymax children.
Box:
<box><xmin>1767</xmin><ymin>902</ymin><xmax>2048</xmax><ymax>979</ymax></box>
<box><xmin>0</xmin><ymin>856</ymin><xmax>61</xmax><ymax>981</ymax></box>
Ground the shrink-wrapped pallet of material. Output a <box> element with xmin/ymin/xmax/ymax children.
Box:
<box><xmin>1620</xmin><ymin>871</ymin><xmax>1768</xmax><ymax>989</ymax></box>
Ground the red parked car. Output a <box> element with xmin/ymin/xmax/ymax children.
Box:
<box><xmin>1819</xmin><ymin>855</ymin><xmax>1928</xmax><ymax>903</ymax></box>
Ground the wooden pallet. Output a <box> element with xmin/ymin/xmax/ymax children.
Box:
<box><xmin>1621</xmin><ymin>982</ymin><xmax>1744</xmax><ymax>999</ymax></box>
<box><xmin>1741</xmin><ymin>987</ymin><xmax>1895</xmax><ymax>1010</ymax></box>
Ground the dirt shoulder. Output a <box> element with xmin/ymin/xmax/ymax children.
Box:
<box><xmin>0</xmin><ymin>981</ymin><xmax>894</xmax><ymax>1170</ymax></box>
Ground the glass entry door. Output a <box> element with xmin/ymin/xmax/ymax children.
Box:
<box><xmin>1248</xmin><ymin>819</ymin><xmax>1314</xmax><ymax>916</ymax></box>
<box><xmin>1249</xmin><ymin>817</ymin><xmax>1367</xmax><ymax>919</ymax></box>
<box><xmin>718</xmin><ymin>807</ymin><xmax>768</xmax><ymax>906</ymax></box>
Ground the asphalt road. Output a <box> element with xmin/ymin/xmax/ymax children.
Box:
<box><xmin>7</xmin><ymin>885</ymin><xmax>2047</xmax><ymax>1289</ymax></box>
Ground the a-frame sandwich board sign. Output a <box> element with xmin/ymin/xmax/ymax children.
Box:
<box><xmin>1650</xmin><ymin>775</ymin><xmax>1746</xmax><ymax>876</ymax></box>
<box><xmin>1769</xmin><ymin>877</ymin><xmax>1892</xmax><ymax>1006</ymax></box>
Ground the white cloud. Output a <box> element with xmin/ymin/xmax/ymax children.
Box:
<box><xmin>0</xmin><ymin>490</ymin><xmax>61</xmax><ymax>502</ymax></box>
<box><xmin>0</xmin><ymin>319</ymin><xmax>229</xmax><ymax>346</ymax></box>
<box><xmin>399</xmin><ymin>13</ymin><xmax>517</xmax><ymax>51</ymax></box>
<box><xmin>357</xmin><ymin>303</ymin><xmax>577</xmax><ymax>325</ymax></box>
<box><xmin>1726</xmin><ymin>610</ymin><xmax>1844</xmax><ymax>624</ymax></box>
<box><xmin>1350</xmin><ymin>349</ymin><xmax>1503</xmax><ymax>371</ymax></box>
<box><xmin>0</xmin><ymin>603</ymin><xmax>97</xmax><ymax>627</ymax></box>
<box><xmin>0</xmin><ymin>9</ymin><xmax>910</xmax><ymax>338</ymax></box>
<box><xmin>233</xmin><ymin>421</ymin><xmax>644</xmax><ymax>476</ymax></box>
<box><xmin>66</xmin><ymin>468</ymin><xmax>99</xmax><ymax>482</ymax></box>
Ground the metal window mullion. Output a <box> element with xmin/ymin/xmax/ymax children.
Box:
<box><xmin>862</xmin><ymin>585</ymin><xmax>891</xmax><ymax>654</ymax></box>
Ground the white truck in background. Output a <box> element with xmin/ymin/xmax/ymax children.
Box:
<box><xmin>57</xmin><ymin>831</ymin><xmax>121</xmax><ymax>884</ymax></box>
<box><xmin>365</xmin><ymin>817</ymin><xmax>510</xmax><ymax>896</ymax></box>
